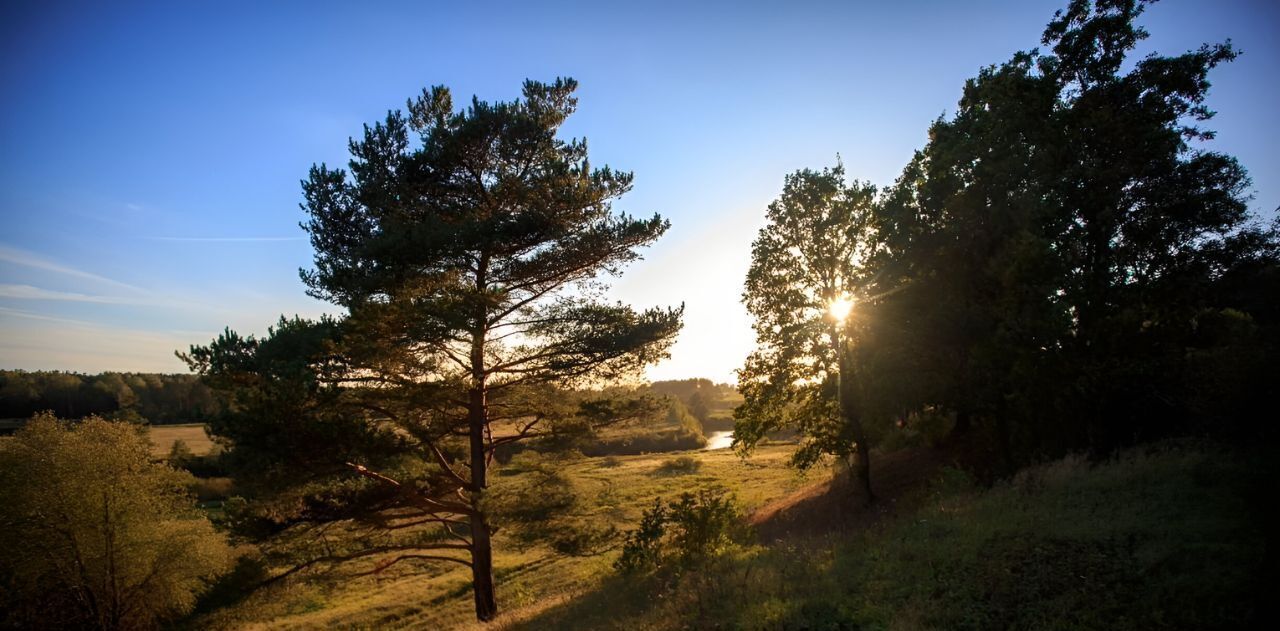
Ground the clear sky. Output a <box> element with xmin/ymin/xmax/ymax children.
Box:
<box><xmin>2</xmin><ymin>0</ymin><xmax>1276</xmax><ymax>383</ymax></box>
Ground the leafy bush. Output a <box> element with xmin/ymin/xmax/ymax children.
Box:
<box><xmin>0</xmin><ymin>413</ymin><xmax>232</xmax><ymax>629</ymax></box>
<box><xmin>655</xmin><ymin>455</ymin><xmax>702</xmax><ymax>475</ymax></box>
<box><xmin>615</xmin><ymin>488</ymin><xmax>745</xmax><ymax>574</ymax></box>
<box><xmin>168</xmin><ymin>437</ymin><xmax>196</xmax><ymax>467</ymax></box>
<box><xmin>581</xmin><ymin>427</ymin><xmax>706</xmax><ymax>456</ymax></box>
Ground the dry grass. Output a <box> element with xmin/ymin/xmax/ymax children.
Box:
<box><xmin>148</xmin><ymin>424</ymin><xmax>216</xmax><ymax>457</ymax></box>
<box><xmin>188</xmin><ymin>443</ymin><xmax>817</xmax><ymax>630</ymax></box>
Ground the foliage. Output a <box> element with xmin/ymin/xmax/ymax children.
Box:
<box><xmin>854</xmin><ymin>0</ymin><xmax>1279</xmax><ymax>467</ymax></box>
<box><xmin>686</xmin><ymin>390</ymin><xmax>710</xmax><ymax>424</ymax></box>
<box><xmin>736</xmin><ymin>162</ymin><xmax>881</xmax><ymax>498</ymax></box>
<box><xmin>655</xmin><ymin>455</ymin><xmax>702</xmax><ymax>475</ymax></box>
<box><xmin>185</xmin><ymin>77</ymin><xmax>681</xmax><ymax>621</ymax></box>
<box><xmin>0</xmin><ymin>370</ymin><xmax>222</xmax><ymax>424</ymax></box>
<box><xmin>615</xmin><ymin>488</ymin><xmax>745</xmax><ymax>575</ymax></box>
<box><xmin>663</xmin><ymin>398</ymin><xmax>703</xmax><ymax>437</ymax></box>
<box><xmin>0</xmin><ymin>414</ymin><xmax>232</xmax><ymax>630</ymax></box>
<box><xmin>578</xmin><ymin>426</ymin><xmax>705</xmax><ymax>457</ymax></box>
<box><xmin>167</xmin><ymin>438</ymin><xmax>195</xmax><ymax>468</ymax></box>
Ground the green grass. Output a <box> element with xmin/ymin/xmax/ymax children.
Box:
<box><xmin>507</xmin><ymin>441</ymin><xmax>1267</xmax><ymax>630</ymax></box>
<box><xmin>185</xmin><ymin>443</ymin><xmax>813</xmax><ymax>630</ymax></box>
<box><xmin>187</xmin><ymin>440</ymin><xmax>1266</xmax><ymax>630</ymax></box>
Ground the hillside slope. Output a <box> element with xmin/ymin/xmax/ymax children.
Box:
<box><xmin>499</xmin><ymin>441</ymin><xmax>1269</xmax><ymax>630</ymax></box>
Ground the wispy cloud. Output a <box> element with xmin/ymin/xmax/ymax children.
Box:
<box><xmin>0</xmin><ymin>306</ymin><xmax>102</xmax><ymax>326</ymax></box>
<box><xmin>0</xmin><ymin>308</ymin><xmax>200</xmax><ymax>373</ymax></box>
<box><xmin>0</xmin><ymin>284</ymin><xmax>138</xmax><ymax>304</ymax></box>
<box><xmin>144</xmin><ymin>236</ymin><xmax>306</xmax><ymax>242</ymax></box>
<box><xmin>0</xmin><ymin>244</ymin><xmax>146</xmax><ymax>293</ymax></box>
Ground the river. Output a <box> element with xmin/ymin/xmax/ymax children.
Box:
<box><xmin>703</xmin><ymin>430</ymin><xmax>734</xmax><ymax>450</ymax></box>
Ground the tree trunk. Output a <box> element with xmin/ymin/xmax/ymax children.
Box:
<box><xmin>836</xmin><ymin>331</ymin><xmax>874</xmax><ymax>505</ymax></box>
<box><xmin>952</xmin><ymin>408</ymin><xmax>971</xmax><ymax>435</ymax></box>
<box><xmin>853</xmin><ymin>431</ymin><xmax>873</xmax><ymax>504</ymax></box>
<box><xmin>467</xmin><ymin>383</ymin><xmax>498</xmax><ymax>621</ymax></box>
<box><xmin>469</xmin><ymin>514</ymin><xmax>497</xmax><ymax>621</ymax></box>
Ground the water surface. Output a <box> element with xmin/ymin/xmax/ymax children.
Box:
<box><xmin>704</xmin><ymin>430</ymin><xmax>734</xmax><ymax>450</ymax></box>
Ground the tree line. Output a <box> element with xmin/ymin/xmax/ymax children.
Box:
<box><xmin>0</xmin><ymin>370</ymin><xmax>222</xmax><ymax>424</ymax></box>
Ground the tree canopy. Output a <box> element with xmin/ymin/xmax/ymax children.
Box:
<box><xmin>185</xmin><ymin>77</ymin><xmax>681</xmax><ymax>621</ymax></box>
<box><xmin>735</xmin><ymin>163</ymin><xmax>880</xmax><ymax>499</ymax></box>
<box><xmin>863</xmin><ymin>0</ymin><xmax>1278</xmax><ymax>465</ymax></box>
<box><xmin>737</xmin><ymin>0</ymin><xmax>1278</xmax><ymax>487</ymax></box>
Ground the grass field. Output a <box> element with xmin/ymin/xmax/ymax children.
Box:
<box><xmin>148</xmin><ymin>424</ymin><xmax>216</xmax><ymax>457</ymax></box>
<box><xmin>186</xmin><ymin>441</ymin><xmax>818</xmax><ymax>630</ymax></box>
<box><xmin>501</xmin><ymin>441</ymin><xmax>1268</xmax><ymax>630</ymax></box>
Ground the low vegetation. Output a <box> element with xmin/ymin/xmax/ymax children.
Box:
<box><xmin>511</xmin><ymin>441</ymin><xmax>1266</xmax><ymax>630</ymax></box>
<box><xmin>0</xmin><ymin>414</ymin><xmax>232</xmax><ymax>630</ymax></box>
<box><xmin>184</xmin><ymin>444</ymin><xmax>807</xmax><ymax>630</ymax></box>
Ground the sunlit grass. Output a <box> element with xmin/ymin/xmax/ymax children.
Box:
<box><xmin>503</xmin><ymin>441</ymin><xmax>1265</xmax><ymax>630</ymax></box>
<box><xmin>148</xmin><ymin>423</ymin><xmax>215</xmax><ymax>457</ymax></box>
<box><xmin>186</xmin><ymin>442</ymin><xmax>814</xmax><ymax>630</ymax></box>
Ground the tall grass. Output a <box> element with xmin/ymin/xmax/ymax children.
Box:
<box><xmin>511</xmin><ymin>441</ymin><xmax>1267</xmax><ymax>630</ymax></box>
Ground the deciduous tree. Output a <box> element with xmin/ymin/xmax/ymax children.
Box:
<box><xmin>0</xmin><ymin>414</ymin><xmax>231</xmax><ymax>630</ymax></box>
<box><xmin>735</xmin><ymin>163</ymin><xmax>880</xmax><ymax>502</ymax></box>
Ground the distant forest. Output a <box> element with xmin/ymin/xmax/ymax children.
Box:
<box><xmin>0</xmin><ymin>370</ymin><xmax>737</xmax><ymax>430</ymax></box>
<box><xmin>0</xmin><ymin>370</ymin><xmax>222</xmax><ymax>424</ymax></box>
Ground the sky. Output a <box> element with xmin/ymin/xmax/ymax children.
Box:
<box><xmin>1</xmin><ymin>0</ymin><xmax>1277</xmax><ymax>383</ymax></box>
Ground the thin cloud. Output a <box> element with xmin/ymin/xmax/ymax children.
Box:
<box><xmin>0</xmin><ymin>284</ymin><xmax>138</xmax><ymax>304</ymax></box>
<box><xmin>0</xmin><ymin>306</ymin><xmax>102</xmax><ymax>327</ymax></box>
<box><xmin>0</xmin><ymin>244</ymin><xmax>146</xmax><ymax>293</ymax></box>
<box><xmin>0</xmin><ymin>311</ymin><xmax>200</xmax><ymax>373</ymax></box>
<box><xmin>145</xmin><ymin>236</ymin><xmax>306</xmax><ymax>242</ymax></box>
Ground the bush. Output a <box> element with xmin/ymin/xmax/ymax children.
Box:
<box><xmin>190</xmin><ymin>477</ymin><xmax>235</xmax><ymax>502</ymax></box>
<box><xmin>581</xmin><ymin>427</ymin><xmax>706</xmax><ymax>456</ymax></box>
<box><xmin>615</xmin><ymin>488</ymin><xmax>745</xmax><ymax>574</ymax></box>
<box><xmin>0</xmin><ymin>413</ymin><xmax>232</xmax><ymax>629</ymax></box>
<box><xmin>656</xmin><ymin>455</ymin><xmax>702</xmax><ymax>475</ymax></box>
<box><xmin>168</xmin><ymin>437</ymin><xmax>195</xmax><ymax>467</ymax></box>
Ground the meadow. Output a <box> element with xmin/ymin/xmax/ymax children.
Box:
<box><xmin>148</xmin><ymin>423</ymin><xmax>217</xmax><ymax>457</ymax></box>
<box><xmin>174</xmin><ymin>436</ymin><xmax>1266</xmax><ymax>630</ymax></box>
<box><xmin>185</xmin><ymin>442</ymin><xmax>816</xmax><ymax>630</ymax></box>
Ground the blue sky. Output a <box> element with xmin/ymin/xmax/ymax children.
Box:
<box><xmin>2</xmin><ymin>0</ymin><xmax>1277</xmax><ymax>382</ymax></box>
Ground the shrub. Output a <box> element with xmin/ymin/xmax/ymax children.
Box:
<box><xmin>0</xmin><ymin>413</ymin><xmax>232</xmax><ymax>629</ymax></box>
<box><xmin>168</xmin><ymin>437</ymin><xmax>195</xmax><ymax>467</ymax></box>
<box><xmin>656</xmin><ymin>455</ymin><xmax>702</xmax><ymax>475</ymax></box>
<box><xmin>190</xmin><ymin>477</ymin><xmax>235</xmax><ymax>502</ymax></box>
<box><xmin>615</xmin><ymin>488</ymin><xmax>745</xmax><ymax>574</ymax></box>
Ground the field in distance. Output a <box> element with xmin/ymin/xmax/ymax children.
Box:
<box><xmin>148</xmin><ymin>423</ymin><xmax>215</xmax><ymax>457</ymax></box>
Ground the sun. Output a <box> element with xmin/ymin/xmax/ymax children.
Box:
<box><xmin>828</xmin><ymin>294</ymin><xmax>855</xmax><ymax>323</ymax></box>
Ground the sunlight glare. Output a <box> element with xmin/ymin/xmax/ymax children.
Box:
<box><xmin>828</xmin><ymin>294</ymin><xmax>855</xmax><ymax>323</ymax></box>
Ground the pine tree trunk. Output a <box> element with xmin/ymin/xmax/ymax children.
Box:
<box><xmin>470</xmin><ymin>515</ymin><xmax>497</xmax><ymax>621</ymax></box>
<box><xmin>467</xmin><ymin>383</ymin><xmax>498</xmax><ymax>621</ymax></box>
